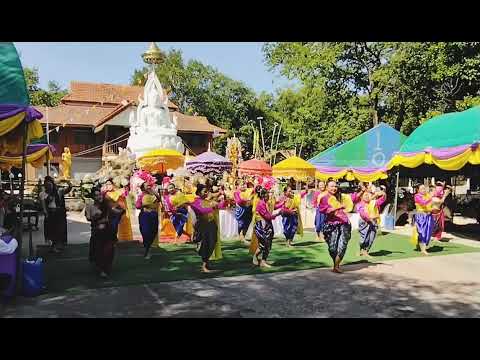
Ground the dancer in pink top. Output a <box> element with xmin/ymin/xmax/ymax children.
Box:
<box><xmin>355</xmin><ymin>188</ymin><xmax>386</xmax><ymax>257</ymax></box>
<box><xmin>190</xmin><ymin>184</ymin><xmax>225</xmax><ymax>273</ymax></box>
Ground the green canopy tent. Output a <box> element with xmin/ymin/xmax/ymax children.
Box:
<box><xmin>0</xmin><ymin>42</ymin><xmax>47</xmax><ymax>295</ymax></box>
<box><xmin>387</xmin><ymin>106</ymin><xmax>480</xmax><ymax>175</ymax></box>
<box><xmin>0</xmin><ymin>43</ymin><xmax>29</xmax><ymax>106</ymax></box>
<box><xmin>386</xmin><ymin>106</ymin><xmax>480</xmax><ymax>221</ymax></box>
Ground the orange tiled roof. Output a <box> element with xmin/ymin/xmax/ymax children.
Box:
<box><xmin>173</xmin><ymin>112</ymin><xmax>227</xmax><ymax>134</ymax></box>
<box><xmin>36</xmin><ymin>80</ymin><xmax>227</xmax><ymax>135</ymax></box>
<box><xmin>95</xmin><ymin>101</ymin><xmax>134</xmax><ymax>128</ymax></box>
<box><xmin>62</xmin><ymin>81</ymin><xmax>179</xmax><ymax>110</ymax></box>
<box><xmin>35</xmin><ymin>104</ymin><xmax>114</xmax><ymax>127</ymax></box>
<box><xmin>36</xmin><ymin>104</ymin><xmax>227</xmax><ymax>134</ymax></box>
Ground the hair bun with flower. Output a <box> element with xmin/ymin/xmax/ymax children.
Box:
<box><xmin>132</xmin><ymin>169</ymin><xmax>156</xmax><ymax>190</ymax></box>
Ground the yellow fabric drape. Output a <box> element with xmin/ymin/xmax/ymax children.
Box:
<box><xmin>171</xmin><ymin>192</ymin><xmax>190</xmax><ymax>208</ymax></box>
<box><xmin>387</xmin><ymin>147</ymin><xmax>480</xmax><ymax>171</ymax></box>
<box><xmin>240</xmin><ymin>188</ymin><xmax>253</xmax><ymax>201</ymax></box>
<box><xmin>411</xmin><ymin>226</ymin><xmax>419</xmax><ymax>245</ymax></box>
<box><xmin>184</xmin><ymin>192</ymin><xmax>196</xmax><ymax>236</ymax></box>
<box><xmin>185</xmin><ymin>213</ymin><xmax>194</xmax><ymax>237</ymax></box>
<box><xmin>315</xmin><ymin>169</ymin><xmax>388</xmax><ymax>183</ymax></box>
<box><xmin>327</xmin><ymin>194</ymin><xmax>354</xmax><ymax>213</ymax></box>
<box><xmin>352</xmin><ymin>171</ymin><xmax>388</xmax><ymax>182</ymax></box>
<box><xmin>249</xmin><ymin>195</ymin><xmax>260</xmax><ymax>255</ymax></box>
<box><xmin>142</xmin><ymin>194</ymin><xmax>158</xmax><ymax>209</ymax></box>
<box><xmin>106</xmin><ymin>189</ymin><xmax>123</xmax><ymax>202</ymax></box>
<box><xmin>315</xmin><ymin>169</ymin><xmax>348</xmax><ymax>181</ymax></box>
<box><xmin>0</xmin><ymin>112</ymin><xmax>25</xmax><ymax>136</ymax></box>
<box><xmin>0</xmin><ymin>146</ymin><xmax>52</xmax><ymax>170</ymax></box>
<box><xmin>159</xmin><ymin>216</ymin><xmax>176</xmax><ymax>241</ymax></box>
<box><xmin>185</xmin><ymin>194</ymin><xmax>196</xmax><ymax>203</ymax></box>
<box><xmin>106</xmin><ymin>191</ymin><xmax>133</xmax><ymax>242</ymax></box>
<box><xmin>342</xmin><ymin>194</ymin><xmax>354</xmax><ymax>213</ymax></box>
<box><xmin>28</xmin><ymin>120</ymin><xmax>44</xmax><ymax>141</ymax></box>
<box><xmin>0</xmin><ymin>119</ymin><xmax>44</xmax><ymax>157</ymax></box>
<box><xmin>117</xmin><ymin>207</ymin><xmax>133</xmax><ymax>241</ymax></box>
<box><xmin>200</xmin><ymin>199</ymin><xmax>222</xmax><ymax>261</ymax></box>
<box><xmin>367</xmin><ymin>200</ymin><xmax>381</xmax><ymax>225</ymax></box>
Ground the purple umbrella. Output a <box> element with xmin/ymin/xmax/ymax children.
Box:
<box><xmin>186</xmin><ymin>151</ymin><xmax>232</xmax><ymax>176</ymax></box>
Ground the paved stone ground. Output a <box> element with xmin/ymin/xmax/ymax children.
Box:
<box><xmin>3</xmin><ymin>251</ymin><xmax>479</xmax><ymax>318</ymax></box>
<box><xmin>3</xmin><ymin>213</ymin><xmax>479</xmax><ymax>318</ymax></box>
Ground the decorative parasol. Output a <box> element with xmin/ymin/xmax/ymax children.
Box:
<box><xmin>186</xmin><ymin>148</ymin><xmax>232</xmax><ymax>176</ymax></box>
<box><xmin>272</xmin><ymin>156</ymin><xmax>316</xmax><ymax>180</ymax></box>
<box><xmin>226</xmin><ymin>135</ymin><xmax>242</xmax><ymax>177</ymax></box>
<box><xmin>238</xmin><ymin>158</ymin><xmax>272</xmax><ymax>177</ymax></box>
<box><xmin>137</xmin><ymin>148</ymin><xmax>184</xmax><ymax>174</ymax></box>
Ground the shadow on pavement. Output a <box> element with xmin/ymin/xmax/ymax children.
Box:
<box><xmin>445</xmin><ymin>223</ymin><xmax>480</xmax><ymax>241</ymax></box>
<box><xmin>370</xmin><ymin>250</ymin><xmax>405</xmax><ymax>257</ymax></box>
<box><xmin>3</xmin><ymin>264</ymin><xmax>479</xmax><ymax>318</ymax></box>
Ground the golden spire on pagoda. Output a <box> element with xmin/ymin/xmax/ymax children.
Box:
<box><xmin>142</xmin><ymin>42</ymin><xmax>164</xmax><ymax>66</ymax></box>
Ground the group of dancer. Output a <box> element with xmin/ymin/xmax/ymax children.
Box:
<box><xmin>412</xmin><ymin>181</ymin><xmax>451</xmax><ymax>255</ymax></box>
<box><xmin>308</xmin><ymin>180</ymin><xmax>386</xmax><ymax>272</ymax></box>
<box><xmin>79</xmin><ymin>172</ymin><xmax>451</xmax><ymax>277</ymax></box>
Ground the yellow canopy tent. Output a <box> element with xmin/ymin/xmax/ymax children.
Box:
<box><xmin>272</xmin><ymin>156</ymin><xmax>316</xmax><ymax>181</ymax></box>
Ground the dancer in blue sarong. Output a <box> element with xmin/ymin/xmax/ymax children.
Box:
<box><xmin>412</xmin><ymin>184</ymin><xmax>434</xmax><ymax>256</ymax></box>
<box><xmin>356</xmin><ymin>188</ymin><xmax>386</xmax><ymax>257</ymax></box>
<box><xmin>280</xmin><ymin>186</ymin><xmax>305</xmax><ymax>247</ymax></box>
<box><xmin>164</xmin><ymin>183</ymin><xmax>191</xmax><ymax>243</ymax></box>
<box><xmin>234</xmin><ymin>181</ymin><xmax>253</xmax><ymax>244</ymax></box>
<box><xmin>136</xmin><ymin>183</ymin><xmax>162</xmax><ymax>260</ymax></box>
<box><xmin>313</xmin><ymin>181</ymin><xmax>327</xmax><ymax>242</ymax></box>
<box><xmin>251</xmin><ymin>187</ymin><xmax>282</xmax><ymax>268</ymax></box>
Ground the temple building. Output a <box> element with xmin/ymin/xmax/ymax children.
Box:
<box><xmin>31</xmin><ymin>59</ymin><xmax>226</xmax><ymax>180</ymax></box>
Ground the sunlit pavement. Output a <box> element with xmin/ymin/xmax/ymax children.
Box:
<box><xmin>4</xmin><ymin>213</ymin><xmax>479</xmax><ymax>318</ymax></box>
<box><xmin>3</xmin><ymin>251</ymin><xmax>480</xmax><ymax>318</ymax></box>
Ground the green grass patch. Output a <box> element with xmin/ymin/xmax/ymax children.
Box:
<box><xmin>37</xmin><ymin>231</ymin><xmax>480</xmax><ymax>294</ymax></box>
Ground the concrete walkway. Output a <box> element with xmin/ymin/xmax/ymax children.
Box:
<box><xmin>3</xmin><ymin>251</ymin><xmax>479</xmax><ymax>318</ymax></box>
<box><xmin>4</xmin><ymin>212</ymin><xmax>478</xmax><ymax>318</ymax></box>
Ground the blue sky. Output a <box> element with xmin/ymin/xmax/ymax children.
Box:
<box><xmin>15</xmin><ymin>42</ymin><xmax>294</xmax><ymax>95</ymax></box>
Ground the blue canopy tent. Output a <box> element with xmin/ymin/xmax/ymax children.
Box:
<box><xmin>309</xmin><ymin>123</ymin><xmax>407</xmax><ymax>182</ymax></box>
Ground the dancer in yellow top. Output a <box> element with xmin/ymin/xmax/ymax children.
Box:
<box><xmin>279</xmin><ymin>186</ymin><xmax>303</xmax><ymax>247</ymax></box>
<box><xmin>136</xmin><ymin>183</ymin><xmax>162</xmax><ymax>260</ymax></box>
<box><xmin>313</xmin><ymin>181</ymin><xmax>328</xmax><ymax>242</ymax></box>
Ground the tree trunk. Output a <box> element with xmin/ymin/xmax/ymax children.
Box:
<box><xmin>372</xmin><ymin>107</ymin><xmax>379</xmax><ymax>127</ymax></box>
<box><xmin>371</xmin><ymin>94</ymin><xmax>379</xmax><ymax>127</ymax></box>
<box><xmin>367</xmin><ymin>68</ymin><xmax>379</xmax><ymax>127</ymax></box>
<box><xmin>394</xmin><ymin>97</ymin><xmax>405</xmax><ymax>130</ymax></box>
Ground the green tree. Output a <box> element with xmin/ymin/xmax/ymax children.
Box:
<box><xmin>264</xmin><ymin>42</ymin><xmax>394</xmax><ymax>127</ymax></box>
<box><xmin>264</xmin><ymin>42</ymin><xmax>480</xmax><ymax>154</ymax></box>
<box><xmin>24</xmin><ymin>67</ymin><xmax>67</xmax><ymax>107</ymax></box>
<box><xmin>382</xmin><ymin>42</ymin><xmax>480</xmax><ymax>133</ymax></box>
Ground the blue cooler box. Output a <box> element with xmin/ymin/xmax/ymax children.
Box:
<box><xmin>383</xmin><ymin>215</ymin><xmax>395</xmax><ymax>230</ymax></box>
<box><xmin>22</xmin><ymin>258</ymin><xmax>45</xmax><ymax>297</ymax></box>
